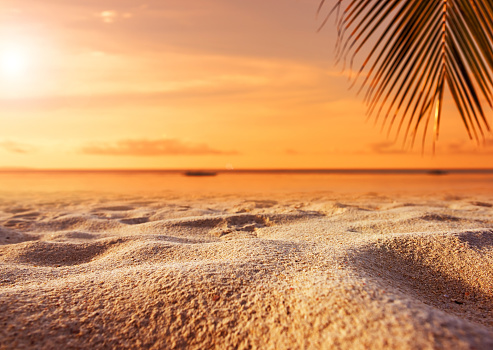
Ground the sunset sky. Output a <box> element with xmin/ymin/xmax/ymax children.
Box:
<box><xmin>0</xmin><ymin>0</ymin><xmax>492</xmax><ymax>170</ymax></box>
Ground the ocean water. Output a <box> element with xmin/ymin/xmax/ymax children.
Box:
<box><xmin>0</xmin><ymin>170</ymin><xmax>492</xmax><ymax>196</ymax></box>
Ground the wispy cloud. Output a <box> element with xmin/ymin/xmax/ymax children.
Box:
<box><xmin>369</xmin><ymin>141</ymin><xmax>407</xmax><ymax>155</ymax></box>
<box><xmin>441</xmin><ymin>139</ymin><xmax>493</xmax><ymax>155</ymax></box>
<box><xmin>97</xmin><ymin>10</ymin><xmax>132</xmax><ymax>24</ymax></box>
<box><xmin>81</xmin><ymin>138</ymin><xmax>239</xmax><ymax>156</ymax></box>
<box><xmin>99</xmin><ymin>10</ymin><xmax>116</xmax><ymax>23</ymax></box>
<box><xmin>367</xmin><ymin>139</ymin><xmax>493</xmax><ymax>156</ymax></box>
<box><xmin>0</xmin><ymin>140</ymin><xmax>36</xmax><ymax>154</ymax></box>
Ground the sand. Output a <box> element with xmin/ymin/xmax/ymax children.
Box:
<box><xmin>0</xmin><ymin>189</ymin><xmax>492</xmax><ymax>349</ymax></box>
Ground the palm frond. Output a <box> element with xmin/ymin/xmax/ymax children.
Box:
<box><xmin>320</xmin><ymin>0</ymin><xmax>493</xmax><ymax>149</ymax></box>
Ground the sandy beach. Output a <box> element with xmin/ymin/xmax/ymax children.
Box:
<box><xmin>3</xmin><ymin>0</ymin><xmax>493</xmax><ymax>347</ymax></box>
<box><xmin>0</xmin><ymin>174</ymin><xmax>492</xmax><ymax>349</ymax></box>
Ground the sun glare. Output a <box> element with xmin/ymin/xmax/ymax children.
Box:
<box><xmin>1</xmin><ymin>48</ymin><xmax>29</xmax><ymax>78</ymax></box>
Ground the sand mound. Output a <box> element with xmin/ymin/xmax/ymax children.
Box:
<box><xmin>352</xmin><ymin>230</ymin><xmax>493</xmax><ymax>326</ymax></box>
<box><xmin>0</xmin><ymin>238</ymin><xmax>129</xmax><ymax>266</ymax></box>
<box><xmin>0</xmin><ymin>226</ymin><xmax>35</xmax><ymax>245</ymax></box>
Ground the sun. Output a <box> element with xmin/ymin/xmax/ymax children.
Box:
<box><xmin>1</xmin><ymin>47</ymin><xmax>29</xmax><ymax>78</ymax></box>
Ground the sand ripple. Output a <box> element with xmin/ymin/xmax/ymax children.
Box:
<box><xmin>0</xmin><ymin>193</ymin><xmax>492</xmax><ymax>349</ymax></box>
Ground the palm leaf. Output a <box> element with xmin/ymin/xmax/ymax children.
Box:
<box><xmin>319</xmin><ymin>0</ymin><xmax>493</xmax><ymax>149</ymax></box>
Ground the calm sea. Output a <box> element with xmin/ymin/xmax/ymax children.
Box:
<box><xmin>0</xmin><ymin>170</ymin><xmax>492</xmax><ymax>196</ymax></box>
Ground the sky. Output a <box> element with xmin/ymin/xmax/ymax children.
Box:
<box><xmin>0</xmin><ymin>0</ymin><xmax>492</xmax><ymax>170</ymax></box>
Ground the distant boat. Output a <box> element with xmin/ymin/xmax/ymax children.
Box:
<box><xmin>184</xmin><ymin>171</ymin><xmax>217</xmax><ymax>177</ymax></box>
<box><xmin>427</xmin><ymin>169</ymin><xmax>448</xmax><ymax>176</ymax></box>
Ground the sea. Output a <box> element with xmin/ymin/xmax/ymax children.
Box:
<box><xmin>0</xmin><ymin>169</ymin><xmax>492</xmax><ymax>196</ymax></box>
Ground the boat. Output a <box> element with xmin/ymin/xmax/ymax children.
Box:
<box><xmin>184</xmin><ymin>171</ymin><xmax>217</xmax><ymax>177</ymax></box>
<box><xmin>427</xmin><ymin>169</ymin><xmax>448</xmax><ymax>176</ymax></box>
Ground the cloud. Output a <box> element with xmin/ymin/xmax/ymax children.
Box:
<box><xmin>0</xmin><ymin>141</ymin><xmax>36</xmax><ymax>154</ymax></box>
<box><xmin>440</xmin><ymin>139</ymin><xmax>493</xmax><ymax>155</ymax></box>
<box><xmin>81</xmin><ymin>138</ymin><xmax>239</xmax><ymax>156</ymax></box>
<box><xmin>0</xmin><ymin>84</ymin><xmax>261</xmax><ymax>112</ymax></box>
<box><xmin>368</xmin><ymin>139</ymin><xmax>493</xmax><ymax>156</ymax></box>
<box><xmin>99</xmin><ymin>11</ymin><xmax>116</xmax><ymax>23</ymax></box>
<box><xmin>21</xmin><ymin>0</ymin><xmax>334</xmax><ymax>63</ymax></box>
<box><xmin>97</xmin><ymin>10</ymin><xmax>133</xmax><ymax>24</ymax></box>
<box><xmin>369</xmin><ymin>141</ymin><xmax>407</xmax><ymax>155</ymax></box>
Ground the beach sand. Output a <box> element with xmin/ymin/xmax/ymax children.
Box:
<box><xmin>1</xmin><ymin>187</ymin><xmax>492</xmax><ymax>349</ymax></box>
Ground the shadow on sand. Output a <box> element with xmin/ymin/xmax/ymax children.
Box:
<box><xmin>348</xmin><ymin>230</ymin><xmax>493</xmax><ymax>327</ymax></box>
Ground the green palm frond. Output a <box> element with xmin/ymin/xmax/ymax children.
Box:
<box><xmin>320</xmin><ymin>0</ymin><xmax>493</xmax><ymax>149</ymax></box>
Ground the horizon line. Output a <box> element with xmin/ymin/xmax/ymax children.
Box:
<box><xmin>1</xmin><ymin>168</ymin><xmax>493</xmax><ymax>174</ymax></box>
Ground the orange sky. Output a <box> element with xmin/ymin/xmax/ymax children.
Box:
<box><xmin>0</xmin><ymin>0</ymin><xmax>492</xmax><ymax>170</ymax></box>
